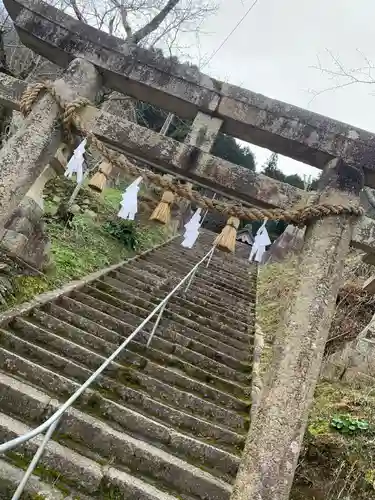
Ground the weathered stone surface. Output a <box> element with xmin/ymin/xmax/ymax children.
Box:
<box><xmin>5</xmin><ymin>0</ymin><xmax>220</xmax><ymax>116</ymax></box>
<box><xmin>80</xmin><ymin>106</ymin><xmax>306</xmax><ymax>209</ymax></box>
<box><xmin>1</xmin><ymin>70</ymin><xmax>375</xmax><ymax>254</ymax></box>
<box><xmin>231</xmin><ymin>159</ymin><xmax>363</xmax><ymax>500</ymax></box>
<box><xmin>5</xmin><ymin>0</ymin><xmax>375</xmax><ymax>176</ymax></box>
<box><xmin>363</xmin><ymin>275</ymin><xmax>375</xmax><ymax>294</ymax></box>
<box><xmin>0</xmin><ymin>58</ymin><xmax>101</xmax><ymax>229</ymax></box>
<box><xmin>1</xmin><ymin>229</ymin><xmax>27</xmax><ymax>254</ymax></box>
<box><xmin>185</xmin><ymin>112</ymin><xmax>223</xmax><ymax>153</ymax></box>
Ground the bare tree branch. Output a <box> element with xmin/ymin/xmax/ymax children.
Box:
<box><xmin>67</xmin><ymin>0</ymin><xmax>87</xmax><ymax>22</ymax></box>
<box><xmin>310</xmin><ymin>48</ymin><xmax>375</xmax><ymax>102</ymax></box>
<box><xmin>130</xmin><ymin>0</ymin><xmax>180</xmax><ymax>44</ymax></box>
<box><xmin>110</xmin><ymin>0</ymin><xmax>133</xmax><ymax>38</ymax></box>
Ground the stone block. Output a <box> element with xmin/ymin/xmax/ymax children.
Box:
<box><xmin>1</xmin><ymin>230</ymin><xmax>27</xmax><ymax>254</ymax></box>
<box><xmin>341</xmin><ymin>368</ymin><xmax>375</xmax><ymax>388</ymax></box>
<box><xmin>6</xmin><ymin>215</ymin><xmax>34</xmax><ymax>238</ymax></box>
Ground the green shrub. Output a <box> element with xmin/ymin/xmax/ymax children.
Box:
<box><xmin>330</xmin><ymin>414</ymin><xmax>369</xmax><ymax>434</ymax></box>
<box><xmin>103</xmin><ymin>219</ymin><xmax>139</xmax><ymax>250</ymax></box>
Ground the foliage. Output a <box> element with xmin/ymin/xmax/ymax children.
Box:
<box><xmin>262</xmin><ymin>152</ymin><xmax>320</xmax><ymax>190</ymax></box>
<box><xmin>13</xmin><ymin>275</ymin><xmax>50</xmax><ymax>304</ymax></box>
<box><xmin>330</xmin><ymin>414</ymin><xmax>369</xmax><ymax>434</ymax></box>
<box><xmin>212</xmin><ymin>133</ymin><xmax>255</xmax><ymax>170</ymax></box>
<box><xmin>103</xmin><ymin>219</ymin><xmax>139</xmax><ymax>250</ymax></box>
<box><xmin>9</xmin><ymin>183</ymin><xmax>170</xmax><ymax>307</ymax></box>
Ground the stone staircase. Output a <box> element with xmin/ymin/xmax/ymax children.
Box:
<box><xmin>0</xmin><ymin>230</ymin><xmax>257</xmax><ymax>499</ymax></box>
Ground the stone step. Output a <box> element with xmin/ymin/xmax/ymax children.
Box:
<box><xmin>0</xmin><ymin>375</ymin><xmax>232</xmax><ymax>500</ymax></box>
<box><xmin>8</xmin><ymin>318</ymin><xmax>250</xmax><ymax>412</ymax></box>
<box><xmin>127</xmin><ymin>257</ymin><xmax>251</xmax><ymax>302</ymax></box>
<box><xmin>0</xmin><ymin>412</ymin><xmax>103</xmax><ymax>496</ymax></box>
<box><xmin>86</xmin><ymin>281</ymin><xmax>251</xmax><ymax>343</ymax></box>
<box><xmin>0</xmin><ymin>401</ymin><xmax>187</xmax><ymax>499</ymax></box>
<box><xmin>187</xmin><ymin>282</ymin><xmax>250</xmax><ymax>310</ymax></box>
<box><xmin>0</xmin><ymin>231</ymin><xmax>256</xmax><ymax>500</ymax></box>
<box><xmin>0</xmin><ymin>372</ymin><xmax>241</xmax><ymax>481</ymax></box>
<box><xmin>148</xmin><ymin>252</ymin><xmax>251</xmax><ymax>291</ymax></box>
<box><xmin>153</xmin><ymin>247</ymin><xmax>252</xmax><ymax>287</ymax></box>
<box><xmin>108</xmin><ymin>264</ymin><xmax>251</xmax><ymax>314</ymax></box>
<box><xmin>94</xmin><ymin>278</ymin><xmax>249</xmax><ymax>332</ymax></box>
<box><xmin>47</xmin><ymin>298</ymin><xmax>250</xmax><ymax>365</ymax></box>
<box><xmin>29</xmin><ymin>308</ymin><xmax>250</xmax><ymax>387</ymax></box>
<box><xmin>0</xmin><ymin>330</ymin><xmax>248</xmax><ymax>432</ymax></box>
<box><xmin>0</xmin><ymin>459</ymin><xmax>73</xmax><ymax>500</ymax></box>
<box><xmin>0</xmin><ymin>349</ymin><xmax>246</xmax><ymax>452</ymax></box>
<box><xmin>38</xmin><ymin>304</ymin><xmax>251</xmax><ymax>380</ymax></box>
<box><xmin>69</xmin><ymin>289</ymin><xmax>252</xmax><ymax>360</ymax></box>
<box><xmin>111</xmin><ymin>265</ymin><xmax>248</xmax><ymax>315</ymax></box>
<box><xmin>166</xmin><ymin>243</ymin><xmax>254</xmax><ymax>268</ymax></box>
<box><xmin>153</xmin><ymin>240</ymin><xmax>249</xmax><ymax>274</ymax></box>
<box><xmin>149</xmin><ymin>254</ymin><xmax>254</xmax><ymax>297</ymax></box>
<box><xmin>12</xmin><ymin>314</ymin><xmax>249</xmax><ymax>401</ymax></box>
<box><xmin>132</xmin><ymin>259</ymin><xmax>252</xmax><ymax>303</ymax></box>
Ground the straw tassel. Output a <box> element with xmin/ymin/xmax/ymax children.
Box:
<box><xmin>88</xmin><ymin>161</ymin><xmax>113</xmax><ymax>192</ymax></box>
<box><xmin>214</xmin><ymin>216</ymin><xmax>240</xmax><ymax>252</ymax></box>
<box><xmin>149</xmin><ymin>190</ymin><xmax>175</xmax><ymax>224</ymax></box>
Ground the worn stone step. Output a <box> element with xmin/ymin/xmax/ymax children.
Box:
<box><xmin>0</xmin><ymin>372</ymin><xmax>241</xmax><ymax>480</ymax></box>
<box><xmin>0</xmin><ymin>393</ymin><xmax>184</xmax><ymax>500</ymax></box>
<box><xmin>126</xmin><ymin>258</ymin><xmax>251</xmax><ymax>303</ymax></box>
<box><xmin>162</xmin><ymin>320</ymin><xmax>250</xmax><ymax>363</ymax></box>
<box><xmin>0</xmin><ymin>412</ymin><xmax>103</xmax><ymax>495</ymax></box>
<box><xmin>0</xmin><ymin>375</ymin><xmax>232</xmax><ymax>500</ymax></box>
<box><xmin>151</xmin><ymin>240</ymin><xmax>249</xmax><ymax>274</ymax></box>
<box><xmin>153</xmin><ymin>248</ymin><xmax>252</xmax><ymax>288</ymax></box>
<box><xmin>0</xmin><ymin>459</ymin><xmax>72</xmax><ymax>500</ymax></box>
<box><xmin>71</xmin><ymin>287</ymin><xmax>252</xmax><ymax>359</ymax></box>
<box><xmin>110</xmin><ymin>264</ymin><xmax>250</xmax><ymax>313</ymax></box>
<box><xmin>169</xmin><ymin>295</ymin><xmax>249</xmax><ymax>331</ymax></box>
<box><xmin>58</xmin><ymin>408</ymin><xmax>232</xmax><ymax>500</ymax></box>
<box><xmin>93</xmin><ymin>278</ymin><xmax>249</xmax><ymax>333</ymax></box>
<box><xmin>132</xmin><ymin>259</ymin><xmax>252</xmax><ymax>302</ymax></box>
<box><xmin>187</xmin><ymin>282</ymin><xmax>249</xmax><ymax>310</ymax></box>
<box><xmin>0</xmin><ymin>349</ymin><xmax>246</xmax><ymax>451</ymax></box>
<box><xmin>165</xmin><ymin>302</ymin><xmax>252</xmax><ymax>345</ymax></box>
<box><xmin>40</xmin><ymin>303</ymin><xmax>251</xmax><ymax>380</ymax></box>
<box><xmin>0</xmin><ymin>330</ymin><xmax>248</xmax><ymax>431</ymax></box>
<box><xmin>13</xmin><ymin>314</ymin><xmax>249</xmax><ymax>401</ymax></box>
<box><xmin>146</xmin><ymin>253</ymin><xmax>255</xmax><ymax>298</ymax></box>
<box><xmin>182</xmin><ymin>288</ymin><xmax>249</xmax><ymax>318</ymax></box>
<box><xmin>89</xmin><ymin>280</ymin><xmax>251</xmax><ymax>341</ymax></box>
<box><xmin>42</xmin><ymin>307</ymin><xmax>250</xmax><ymax>389</ymax></box>
<box><xmin>102</xmin><ymin>274</ymin><xmax>157</xmax><ymax>301</ymax></box>
<box><xmin>47</xmin><ymin>297</ymin><xmax>250</xmax><ymax>366</ymax></box>
<box><xmin>71</xmin><ymin>289</ymin><xmax>144</xmax><ymax>328</ymax></box>
<box><xmin>9</xmin><ymin>318</ymin><xmax>249</xmax><ymax>412</ymax></box>
<box><xmin>165</xmin><ymin>240</ymin><xmax>250</xmax><ymax>273</ymax></box>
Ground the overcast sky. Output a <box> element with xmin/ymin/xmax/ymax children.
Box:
<box><xmin>178</xmin><ymin>0</ymin><xmax>375</xmax><ymax>179</ymax></box>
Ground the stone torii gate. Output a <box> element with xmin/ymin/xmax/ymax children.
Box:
<box><xmin>1</xmin><ymin>0</ymin><xmax>375</xmax><ymax>499</ymax></box>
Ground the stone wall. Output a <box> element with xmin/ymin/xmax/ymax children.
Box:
<box><xmin>321</xmin><ymin>315</ymin><xmax>375</xmax><ymax>387</ymax></box>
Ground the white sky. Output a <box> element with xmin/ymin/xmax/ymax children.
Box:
<box><xmin>178</xmin><ymin>0</ymin><xmax>375</xmax><ymax>179</ymax></box>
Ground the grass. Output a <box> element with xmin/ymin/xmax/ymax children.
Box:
<box><xmin>256</xmin><ymin>255</ymin><xmax>298</xmax><ymax>372</ymax></box>
<box><xmin>10</xmin><ymin>186</ymin><xmax>171</xmax><ymax>305</ymax></box>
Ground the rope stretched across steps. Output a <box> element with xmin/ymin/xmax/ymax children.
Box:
<box><xmin>19</xmin><ymin>82</ymin><xmax>364</xmax><ymax>227</ymax></box>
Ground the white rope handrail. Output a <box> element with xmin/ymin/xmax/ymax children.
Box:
<box><xmin>0</xmin><ymin>245</ymin><xmax>215</xmax><ymax>499</ymax></box>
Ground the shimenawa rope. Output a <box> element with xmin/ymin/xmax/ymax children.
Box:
<box><xmin>19</xmin><ymin>82</ymin><xmax>364</xmax><ymax>226</ymax></box>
